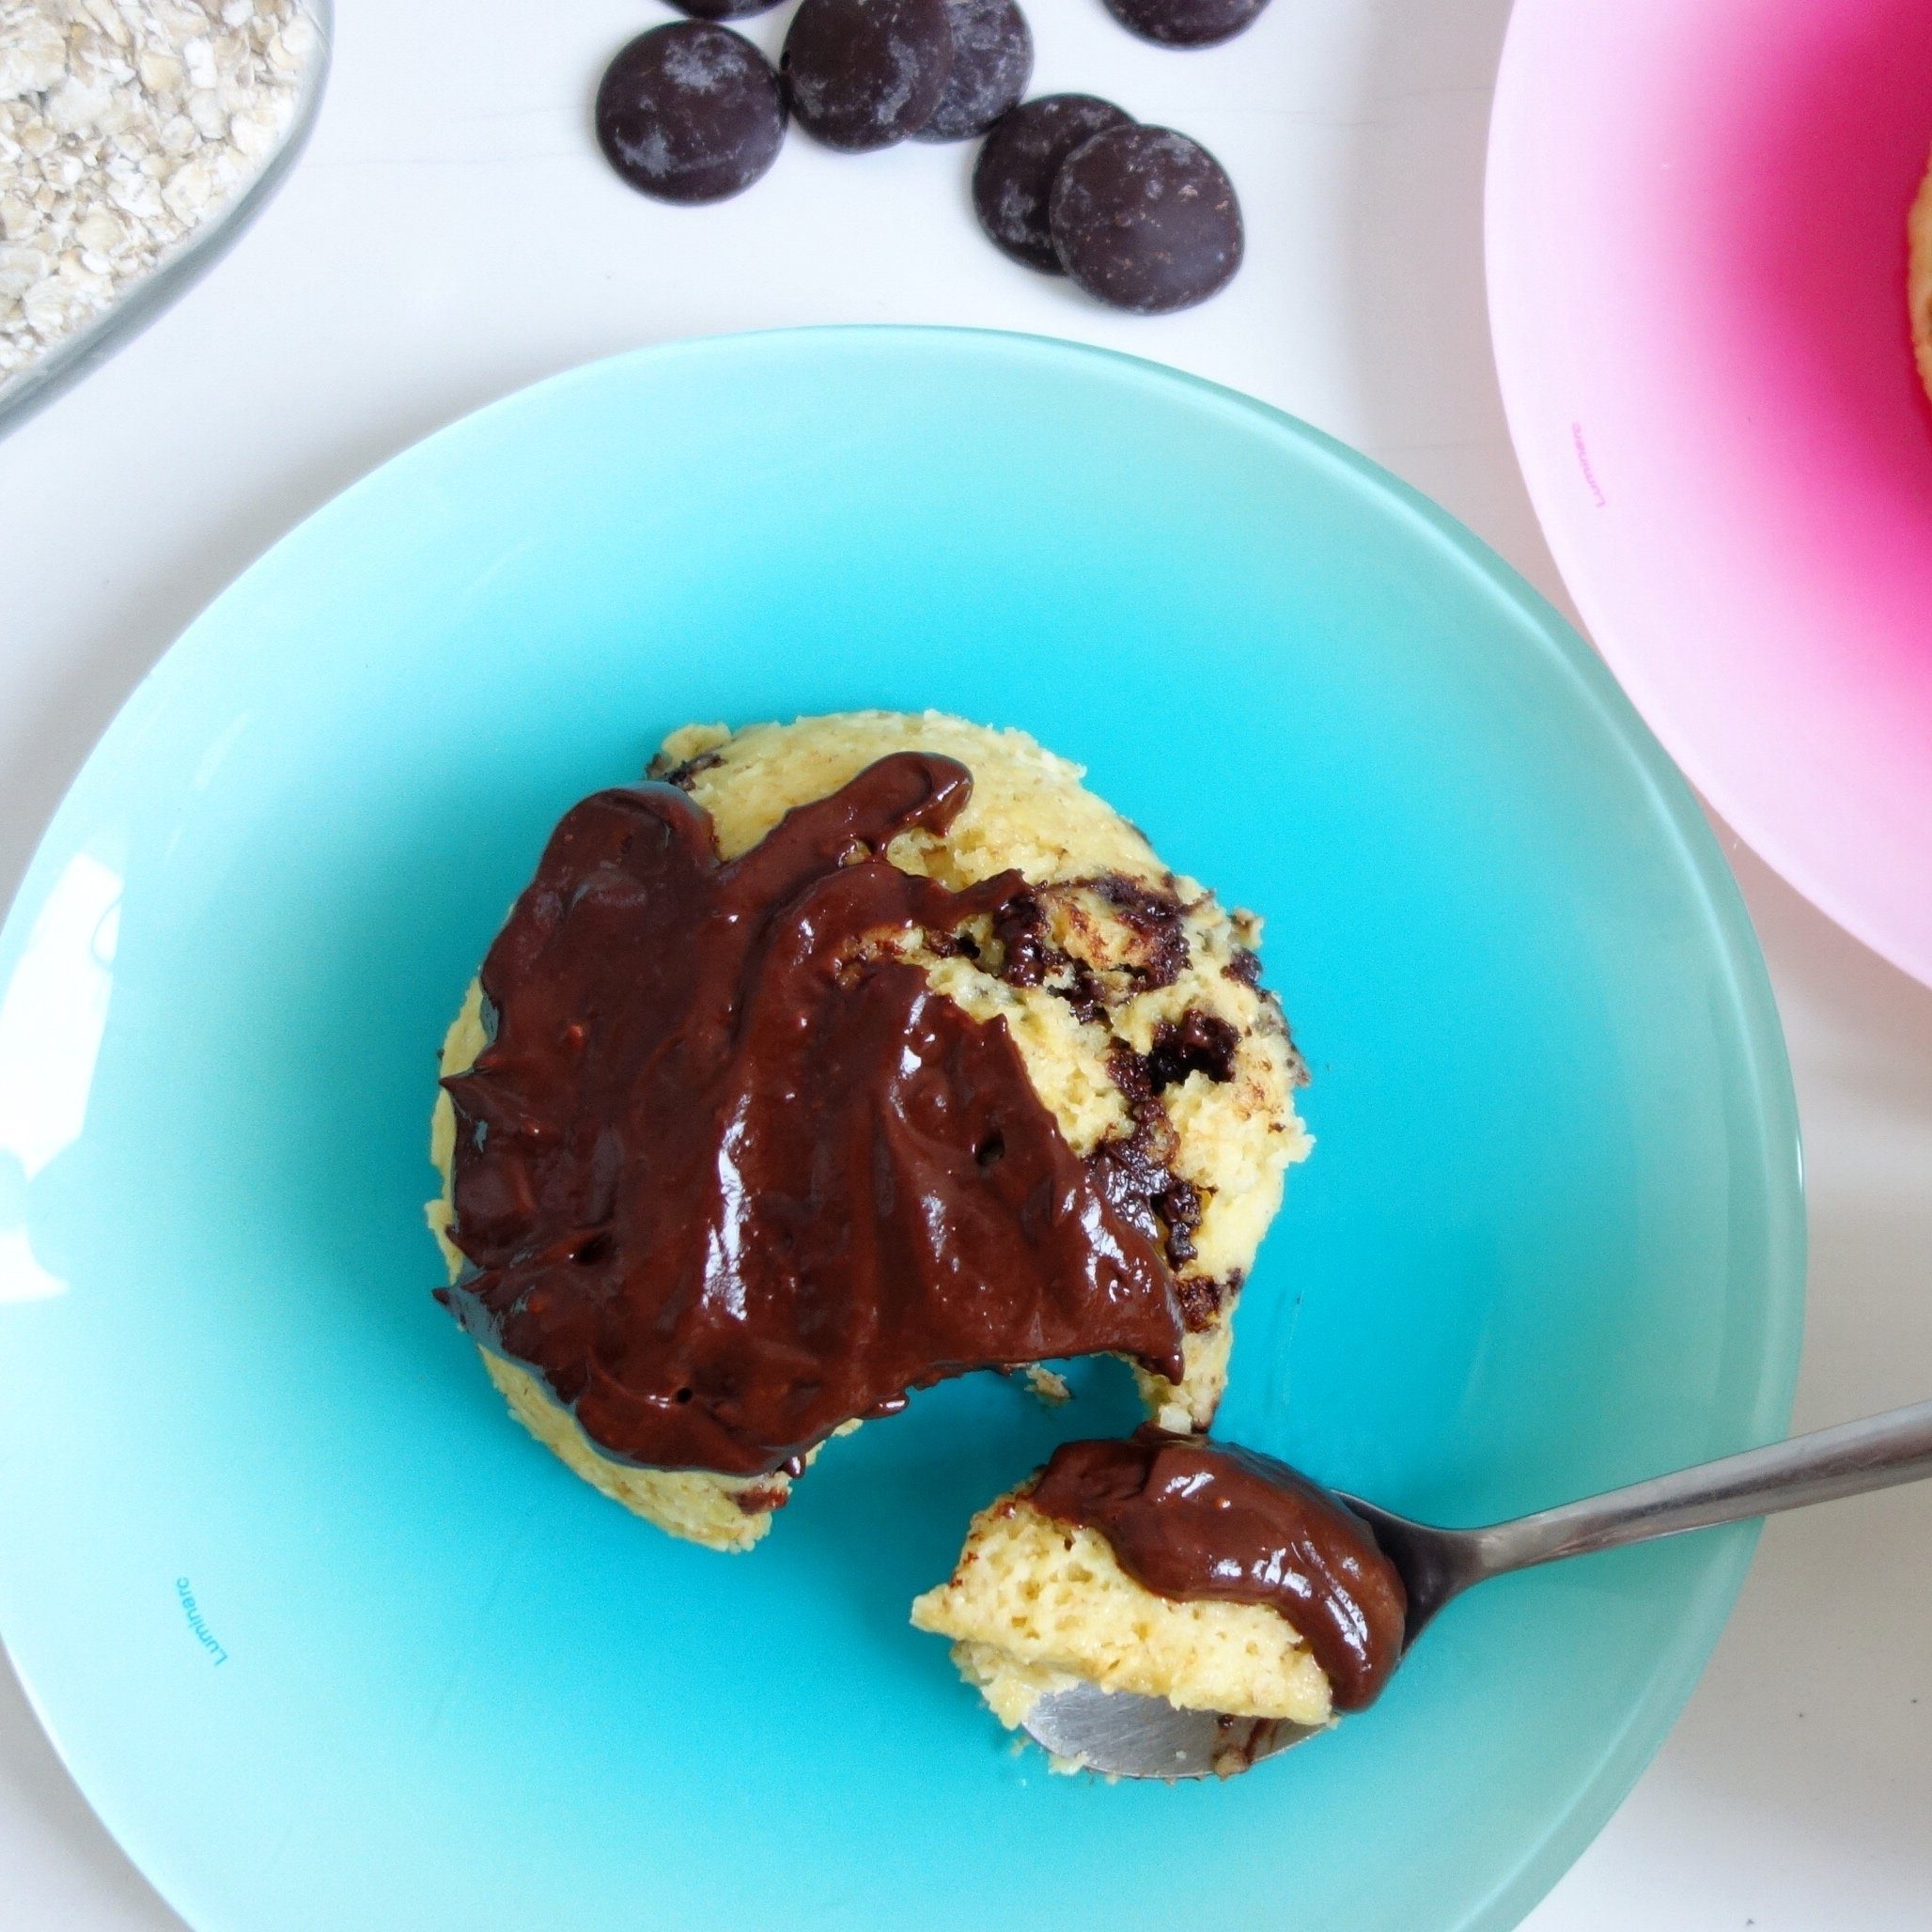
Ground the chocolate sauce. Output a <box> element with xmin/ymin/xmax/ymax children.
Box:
<box><xmin>1027</xmin><ymin>1427</ymin><xmax>1408</xmax><ymax>1709</ymax></box>
<box><xmin>440</xmin><ymin>754</ymin><xmax>1187</xmax><ymax>1479</ymax></box>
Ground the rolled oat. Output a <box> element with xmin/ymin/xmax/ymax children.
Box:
<box><xmin>0</xmin><ymin>0</ymin><xmax>316</xmax><ymax>388</ymax></box>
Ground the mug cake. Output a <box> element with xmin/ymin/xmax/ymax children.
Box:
<box><xmin>428</xmin><ymin>711</ymin><xmax>1309</xmax><ymax>1550</ymax></box>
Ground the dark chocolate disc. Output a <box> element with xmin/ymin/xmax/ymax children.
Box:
<box><xmin>664</xmin><ymin>0</ymin><xmax>787</xmax><ymax>17</ymax></box>
<box><xmin>913</xmin><ymin>0</ymin><xmax>1034</xmax><ymax>144</ymax></box>
<box><xmin>595</xmin><ymin>23</ymin><xmax>787</xmax><ymax>205</ymax></box>
<box><xmin>1102</xmin><ymin>0</ymin><xmax>1271</xmax><ymax>48</ymax></box>
<box><xmin>1049</xmin><ymin>124</ymin><xmax>1242</xmax><ymax>313</ymax></box>
<box><xmin>783</xmin><ymin>0</ymin><xmax>956</xmax><ymax>153</ymax></box>
<box><xmin>970</xmin><ymin>92</ymin><xmax>1133</xmax><ymax>272</ymax></box>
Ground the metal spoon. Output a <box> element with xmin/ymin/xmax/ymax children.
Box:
<box><xmin>1021</xmin><ymin>1397</ymin><xmax>1932</xmax><ymax>1779</ymax></box>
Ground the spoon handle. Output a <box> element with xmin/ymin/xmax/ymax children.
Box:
<box><xmin>1474</xmin><ymin>1398</ymin><xmax>1932</xmax><ymax>1579</ymax></box>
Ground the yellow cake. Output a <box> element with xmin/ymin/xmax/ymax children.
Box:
<box><xmin>428</xmin><ymin>710</ymin><xmax>1309</xmax><ymax>1550</ymax></box>
<box><xmin>910</xmin><ymin>1488</ymin><xmax>1334</xmax><ymax>1730</ymax></box>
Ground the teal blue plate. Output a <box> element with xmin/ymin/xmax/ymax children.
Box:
<box><xmin>0</xmin><ymin>330</ymin><xmax>1801</xmax><ymax>1930</ymax></box>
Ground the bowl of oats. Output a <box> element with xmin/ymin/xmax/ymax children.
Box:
<box><xmin>0</xmin><ymin>0</ymin><xmax>330</xmax><ymax>436</ymax></box>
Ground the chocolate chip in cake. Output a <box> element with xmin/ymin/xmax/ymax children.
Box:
<box><xmin>1048</xmin><ymin>123</ymin><xmax>1242</xmax><ymax>313</ymax></box>
<box><xmin>656</xmin><ymin>747</ymin><xmax>724</xmax><ymax>790</ymax></box>
<box><xmin>991</xmin><ymin>892</ymin><xmax>1110</xmax><ymax>1022</ymax></box>
<box><xmin>1223</xmin><ymin>944</ymin><xmax>1263</xmax><ymax>987</ymax></box>
<box><xmin>1102</xmin><ymin>0</ymin><xmax>1272</xmax><ymax>48</ymax></box>
<box><xmin>914</xmin><ymin>0</ymin><xmax>1034</xmax><ymax>143</ymax></box>
<box><xmin>1158</xmin><ymin>1178</ymin><xmax>1205</xmax><ymax>1270</ymax></box>
<box><xmin>971</xmin><ymin>92</ymin><xmax>1133</xmax><ymax>272</ymax></box>
<box><xmin>992</xmin><ymin>893</ymin><xmax>1051</xmax><ymax>986</ymax></box>
<box><xmin>783</xmin><ymin>0</ymin><xmax>956</xmax><ymax>152</ymax></box>
<box><xmin>595</xmin><ymin>23</ymin><xmax>787</xmax><ymax>205</ymax></box>
<box><xmin>1146</xmin><ymin>1011</ymin><xmax>1241</xmax><ymax>1092</ymax></box>
<box><xmin>1091</xmin><ymin>873</ymin><xmax>1191</xmax><ymax>986</ymax></box>
<box><xmin>1172</xmin><ymin>1263</ymin><xmax>1225</xmax><ymax>1326</ymax></box>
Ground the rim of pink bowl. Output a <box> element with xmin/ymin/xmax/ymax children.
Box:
<box><xmin>1484</xmin><ymin>0</ymin><xmax>1932</xmax><ymax>989</ymax></box>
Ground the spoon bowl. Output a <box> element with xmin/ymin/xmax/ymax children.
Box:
<box><xmin>1021</xmin><ymin>1682</ymin><xmax>1323</xmax><ymax>1781</ymax></box>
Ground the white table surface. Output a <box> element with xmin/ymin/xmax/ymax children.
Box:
<box><xmin>3</xmin><ymin>2</ymin><xmax>1929</xmax><ymax>1924</ymax></box>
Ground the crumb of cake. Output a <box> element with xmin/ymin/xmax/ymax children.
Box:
<box><xmin>1023</xmin><ymin>1364</ymin><xmax>1071</xmax><ymax>1404</ymax></box>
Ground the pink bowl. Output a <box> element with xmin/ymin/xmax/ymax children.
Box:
<box><xmin>1488</xmin><ymin>0</ymin><xmax>1932</xmax><ymax>985</ymax></box>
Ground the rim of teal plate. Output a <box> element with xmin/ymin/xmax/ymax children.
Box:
<box><xmin>0</xmin><ymin>325</ymin><xmax>1805</xmax><ymax>1932</ymax></box>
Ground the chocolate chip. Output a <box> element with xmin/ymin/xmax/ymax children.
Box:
<box><xmin>990</xmin><ymin>892</ymin><xmax>1111</xmax><ymax>1022</ymax></box>
<box><xmin>1089</xmin><ymin>1129</ymin><xmax>1169</xmax><ymax>1247</ymax></box>
<box><xmin>595</xmin><ymin>24</ymin><xmax>787</xmax><ymax>206</ymax></box>
<box><xmin>656</xmin><ymin>747</ymin><xmax>724</xmax><ymax>790</ymax></box>
<box><xmin>914</xmin><ymin>0</ymin><xmax>1034</xmax><ymax>143</ymax></box>
<box><xmin>1049</xmin><ymin>123</ymin><xmax>1242</xmax><ymax>313</ymax></box>
<box><xmin>1145</xmin><ymin>1010</ymin><xmax>1240</xmax><ymax>1091</ymax></box>
<box><xmin>1106</xmin><ymin>1036</ymin><xmax>1156</xmax><ymax>1112</ymax></box>
<box><xmin>665</xmin><ymin>0</ymin><xmax>787</xmax><ymax>16</ymax></box>
<box><xmin>1158</xmin><ymin>1179</ymin><xmax>1204</xmax><ymax>1270</ymax></box>
<box><xmin>992</xmin><ymin>894</ymin><xmax>1050</xmax><ymax>986</ymax></box>
<box><xmin>1103</xmin><ymin>0</ymin><xmax>1271</xmax><ymax>48</ymax></box>
<box><xmin>1054</xmin><ymin>960</ymin><xmax>1108</xmax><ymax>1026</ymax></box>
<box><xmin>784</xmin><ymin>0</ymin><xmax>956</xmax><ymax>152</ymax></box>
<box><xmin>1092</xmin><ymin>873</ymin><xmax>1190</xmax><ymax>986</ymax></box>
<box><xmin>1088</xmin><ymin>1110</ymin><xmax>1209</xmax><ymax>1279</ymax></box>
<box><xmin>971</xmin><ymin>92</ymin><xmax>1133</xmax><ymax>272</ymax></box>
<box><xmin>1172</xmin><ymin>1267</ymin><xmax>1222</xmax><ymax>1328</ymax></box>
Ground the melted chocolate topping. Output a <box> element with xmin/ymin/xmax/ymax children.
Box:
<box><xmin>1027</xmin><ymin>1427</ymin><xmax>1408</xmax><ymax>1710</ymax></box>
<box><xmin>439</xmin><ymin>754</ymin><xmax>1187</xmax><ymax>1479</ymax></box>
